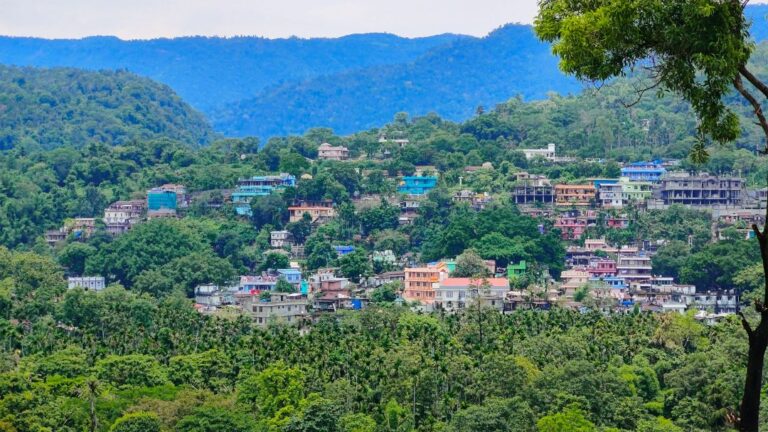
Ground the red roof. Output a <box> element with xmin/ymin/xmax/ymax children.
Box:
<box><xmin>440</xmin><ymin>278</ymin><xmax>509</xmax><ymax>288</ymax></box>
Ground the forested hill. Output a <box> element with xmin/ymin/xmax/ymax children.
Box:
<box><xmin>0</xmin><ymin>33</ymin><xmax>468</xmax><ymax>112</ymax></box>
<box><xmin>0</xmin><ymin>65</ymin><xmax>216</xmax><ymax>149</ymax></box>
<box><xmin>212</xmin><ymin>25</ymin><xmax>583</xmax><ymax>137</ymax></box>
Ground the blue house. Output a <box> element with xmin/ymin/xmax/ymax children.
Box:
<box><xmin>621</xmin><ymin>161</ymin><xmax>666</xmax><ymax>182</ymax></box>
<box><xmin>232</xmin><ymin>174</ymin><xmax>296</xmax><ymax>216</ymax></box>
<box><xmin>398</xmin><ymin>176</ymin><xmax>438</xmax><ymax>195</ymax></box>
<box><xmin>148</xmin><ymin>190</ymin><xmax>178</xmax><ymax>211</ymax></box>
<box><xmin>334</xmin><ymin>245</ymin><xmax>355</xmax><ymax>256</ymax></box>
<box><xmin>594</xmin><ymin>276</ymin><xmax>627</xmax><ymax>290</ymax></box>
<box><xmin>277</xmin><ymin>268</ymin><xmax>302</xmax><ymax>286</ymax></box>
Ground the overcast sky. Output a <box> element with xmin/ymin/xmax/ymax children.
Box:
<box><xmin>0</xmin><ymin>0</ymin><xmax>541</xmax><ymax>39</ymax></box>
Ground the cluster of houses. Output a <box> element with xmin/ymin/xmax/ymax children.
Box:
<box><xmin>54</xmin><ymin>140</ymin><xmax>761</xmax><ymax>326</ymax></box>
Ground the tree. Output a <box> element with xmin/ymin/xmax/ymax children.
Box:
<box><xmin>338</xmin><ymin>249</ymin><xmax>372</xmax><ymax>283</ymax></box>
<box><xmin>370</xmin><ymin>282</ymin><xmax>400</xmax><ymax>303</ymax></box>
<box><xmin>339</xmin><ymin>413</ymin><xmax>376</xmax><ymax>432</ymax></box>
<box><xmin>109</xmin><ymin>412</ymin><xmax>162</xmax><ymax>432</ymax></box>
<box><xmin>536</xmin><ymin>405</ymin><xmax>595</xmax><ymax>432</ymax></box>
<box><xmin>259</xmin><ymin>252</ymin><xmax>290</xmax><ymax>272</ymax></box>
<box><xmin>535</xmin><ymin>2</ymin><xmax>768</xmax><ymax>429</ymax></box>
<box><xmin>275</xmin><ymin>278</ymin><xmax>297</xmax><ymax>293</ymax></box>
<box><xmin>57</xmin><ymin>242</ymin><xmax>96</xmax><ymax>275</ymax></box>
<box><xmin>453</xmin><ymin>249</ymin><xmax>491</xmax><ymax>278</ymax></box>
<box><xmin>176</xmin><ymin>406</ymin><xmax>253</xmax><ymax>432</ymax></box>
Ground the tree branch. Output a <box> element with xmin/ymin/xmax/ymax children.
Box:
<box><xmin>734</xmin><ymin>75</ymin><xmax>768</xmax><ymax>153</ymax></box>
<box><xmin>740</xmin><ymin>311</ymin><xmax>755</xmax><ymax>337</ymax></box>
<box><xmin>740</xmin><ymin>65</ymin><xmax>768</xmax><ymax>100</ymax></box>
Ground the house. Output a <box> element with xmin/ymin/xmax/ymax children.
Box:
<box><xmin>398</xmin><ymin>176</ymin><xmax>438</xmax><ymax>195</ymax></box>
<box><xmin>333</xmin><ymin>245</ymin><xmax>355</xmax><ymax>256</ymax></box>
<box><xmin>403</xmin><ymin>265</ymin><xmax>448</xmax><ymax>305</ymax></box>
<box><xmin>194</xmin><ymin>284</ymin><xmax>235</xmax><ymax>307</ymax></box>
<box><xmin>555</xmin><ymin>184</ymin><xmax>596</xmax><ymax>207</ymax></box>
<box><xmin>288</xmin><ymin>202</ymin><xmax>336</xmax><ymax>223</ymax></box>
<box><xmin>68</xmin><ymin>276</ymin><xmax>106</xmax><ymax>292</ymax></box>
<box><xmin>242</xmin><ymin>292</ymin><xmax>309</xmax><ymax>327</ymax></box>
<box><xmin>433</xmin><ymin>277</ymin><xmax>510</xmax><ymax>312</ymax></box>
<box><xmin>586</xmin><ymin>259</ymin><xmax>616</xmax><ymax>277</ymax></box>
<box><xmin>271</xmin><ymin>230</ymin><xmax>294</xmax><ymax>248</ymax></box>
<box><xmin>104</xmin><ymin>200</ymin><xmax>145</xmax><ymax>235</ymax></box>
<box><xmin>317</xmin><ymin>143</ymin><xmax>349</xmax><ymax>161</ymax></box>
<box><xmin>560</xmin><ymin>269</ymin><xmax>591</xmax><ymax>291</ymax></box>
<box><xmin>147</xmin><ymin>184</ymin><xmax>187</xmax><ymax>214</ymax></box>
<box><xmin>238</xmin><ymin>275</ymin><xmax>278</xmax><ymax>293</ymax></box>
<box><xmin>507</xmin><ymin>261</ymin><xmax>527</xmax><ymax>279</ymax></box>
<box><xmin>45</xmin><ymin>230</ymin><xmax>67</xmax><ymax>247</ymax></box>
<box><xmin>616</xmin><ymin>255</ymin><xmax>653</xmax><ymax>283</ymax></box>
<box><xmin>554</xmin><ymin>216</ymin><xmax>588</xmax><ymax>240</ymax></box>
<box><xmin>621</xmin><ymin>161</ymin><xmax>666</xmax><ymax>182</ymax></box>
<box><xmin>232</xmin><ymin>174</ymin><xmax>296</xmax><ymax>216</ymax></box>
<box><xmin>621</xmin><ymin>178</ymin><xmax>653</xmax><ymax>203</ymax></box>
<box><xmin>399</xmin><ymin>196</ymin><xmax>424</xmax><ymax>225</ymax></box>
<box><xmin>654</xmin><ymin>172</ymin><xmax>744</xmax><ymax>207</ymax></box>
<box><xmin>520</xmin><ymin>143</ymin><xmax>557</xmax><ymax>161</ymax></box>
<box><xmin>607</xmin><ymin>216</ymin><xmax>630</xmax><ymax>229</ymax></box>
<box><xmin>599</xmin><ymin>183</ymin><xmax>624</xmax><ymax>208</ymax></box>
<box><xmin>309</xmin><ymin>269</ymin><xmax>350</xmax><ymax>294</ymax></box>
<box><xmin>277</xmin><ymin>268</ymin><xmax>302</xmax><ymax>287</ymax></box>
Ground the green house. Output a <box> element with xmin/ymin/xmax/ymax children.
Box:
<box><xmin>507</xmin><ymin>261</ymin><xmax>527</xmax><ymax>279</ymax></box>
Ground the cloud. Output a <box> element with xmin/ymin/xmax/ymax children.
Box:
<box><xmin>0</xmin><ymin>0</ymin><xmax>540</xmax><ymax>39</ymax></box>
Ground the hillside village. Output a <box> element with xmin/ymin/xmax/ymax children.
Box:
<box><xmin>46</xmin><ymin>140</ymin><xmax>765</xmax><ymax>327</ymax></box>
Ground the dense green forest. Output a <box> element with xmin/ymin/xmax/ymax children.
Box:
<box><xmin>0</xmin><ymin>65</ymin><xmax>215</xmax><ymax>150</ymax></box>
<box><xmin>0</xmin><ymin>247</ymin><xmax>760</xmax><ymax>431</ymax></box>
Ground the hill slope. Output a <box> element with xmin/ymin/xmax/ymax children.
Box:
<box><xmin>212</xmin><ymin>25</ymin><xmax>583</xmax><ymax>137</ymax></box>
<box><xmin>0</xmin><ymin>33</ymin><xmax>467</xmax><ymax>112</ymax></box>
<box><xmin>0</xmin><ymin>65</ymin><xmax>215</xmax><ymax>149</ymax></box>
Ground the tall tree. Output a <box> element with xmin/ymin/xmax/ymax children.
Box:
<box><xmin>535</xmin><ymin>1</ymin><xmax>768</xmax><ymax>429</ymax></box>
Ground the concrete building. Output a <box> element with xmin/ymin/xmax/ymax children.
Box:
<box><xmin>317</xmin><ymin>143</ymin><xmax>349</xmax><ymax>161</ymax></box>
<box><xmin>621</xmin><ymin>161</ymin><xmax>666</xmax><ymax>182</ymax></box>
<box><xmin>655</xmin><ymin>173</ymin><xmax>744</xmax><ymax>207</ymax></box>
<box><xmin>599</xmin><ymin>183</ymin><xmax>624</xmax><ymax>208</ymax></box>
<box><xmin>147</xmin><ymin>184</ymin><xmax>187</xmax><ymax>216</ymax></box>
<box><xmin>554</xmin><ymin>184</ymin><xmax>596</xmax><ymax>207</ymax></box>
<box><xmin>243</xmin><ymin>292</ymin><xmax>309</xmax><ymax>327</ymax></box>
<box><xmin>403</xmin><ymin>265</ymin><xmax>449</xmax><ymax>305</ymax></box>
<box><xmin>398</xmin><ymin>176</ymin><xmax>438</xmax><ymax>195</ymax></box>
<box><xmin>288</xmin><ymin>202</ymin><xmax>336</xmax><ymax>223</ymax></box>
<box><xmin>434</xmin><ymin>277</ymin><xmax>510</xmax><ymax>312</ymax></box>
<box><xmin>513</xmin><ymin>175</ymin><xmax>554</xmax><ymax>205</ymax></box>
<box><xmin>194</xmin><ymin>284</ymin><xmax>235</xmax><ymax>307</ymax></box>
<box><xmin>232</xmin><ymin>174</ymin><xmax>296</xmax><ymax>216</ymax></box>
<box><xmin>270</xmin><ymin>230</ymin><xmax>294</xmax><ymax>248</ymax></box>
<box><xmin>617</xmin><ymin>255</ymin><xmax>653</xmax><ymax>283</ymax></box>
<box><xmin>520</xmin><ymin>143</ymin><xmax>557</xmax><ymax>161</ymax></box>
<box><xmin>68</xmin><ymin>276</ymin><xmax>106</xmax><ymax>292</ymax></box>
<box><xmin>554</xmin><ymin>216</ymin><xmax>589</xmax><ymax>240</ymax></box>
<box><xmin>103</xmin><ymin>200</ymin><xmax>145</xmax><ymax>236</ymax></box>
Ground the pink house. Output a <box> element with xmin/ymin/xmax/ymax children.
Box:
<box><xmin>318</xmin><ymin>143</ymin><xmax>349</xmax><ymax>161</ymax></box>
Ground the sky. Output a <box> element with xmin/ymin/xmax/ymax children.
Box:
<box><xmin>0</xmin><ymin>0</ymin><xmax>541</xmax><ymax>40</ymax></box>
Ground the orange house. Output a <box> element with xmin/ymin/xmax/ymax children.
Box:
<box><xmin>554</xmin><ymin>184</ymin><xmax>596</xmax><ymax>206</ymax></box>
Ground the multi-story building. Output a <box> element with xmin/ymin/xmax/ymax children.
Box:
<box><xmin>587</xmin><ymin>259</ymin><xmax>617</xmax><ymax>278</ymax></box>
<box><xmin>270</xmin><ymin>230</ymin><xmax>294</xmax><ymax>248</ymax></box>
<box><xmin>433</xmin><ymin>277</ymin><xmax>510</xmax><ymax>312</ymax></box>
<box><xmin>277</xmin><ymin>268</ymin><xmax>302</xmax><ymax>288</ymax></box>
<box><xmin>194</xmin><ymin>284</ymin><xmax>235</xmax><ymax>307</ymax></box>
<box><xmin>622</xmin><ymin>179</ymin><xmax>653</xmax><ymax>203</ymax></box>
<box><xmin>239</xmin><ymin>275</ymin><xmax>278</xmax><ymax>293</ymax></box>
<box><xmin>616</xmin><ymin>255</ymin><xmax>653</xmax><ymax>282</ymax></box>
<box><xmin>399</xmin><ymin>196</ymin><xmax>424</xmax><ymax>225</ymax></box>
<box><xmin>68</xmin><ymin>276</ymin><xmax>106</xmax><ymax>291</ymax></box>
<box><xmin>242</xmin><ymin>292</ymin><xmax>309</xmax><ymax>327</ymax></box>
<box><xmin>520</xmin><ymin>143</ymin><xmax>557</xmax><ymax>161</ymax></box>
<box><xmin>554</xmin><ymin>184</ymin><xmax>596</xmax><ymax>207</ymax></box>
<box><xmin>103</xmin><ymin>200</ymin><xmax>145</xmax><ymax>235</ymax></box>
<box><xmin>398</xmin><ymin>176</ymin><xmax>438</xmax><ymax>195</ymax></box>
<box><xmin>599</xmin><ymin>183</ymin><xmax>624</xmax><ymax>208</ymax></box>
<box><xmin>655</xmin><ymin>173</ymin><xmax>744</xmax><ymax>207</ymax></box>
<box><xmin>403</xmin><ymin>265</ymin><xmax>447</xmax><ymax>305</ymax></box>
<box><xmin>317</xmin><ymin>143</ymin><xmax>349</xmax><ymax>161</ymax></box>
<box><xmin>147</xmin><ymin>184</ymin><xmax>187</xmax><ymax>215</ymax></box>
<box><xmin>554</xmin><ymin>216</ymin><xmax>588</xmax><ymax>240</ymax></box>
<box><xmin>232</xmin><ymin>174</ymin><xmax>296</xmax><ymax>216</ymax></box>
<box><xmin>621</xmin><ymin>161</ymin><xmax>666</xmax><ymax>182</ymax></box>
<box><xmin>513</xmin><ymin>175</ymin><xmax>555</xmax><ymax>205</ymax></box>
<box><xmin>288</xmin><ymin>202</ymin><xmax>336</xmax><ymax>223</ymax></box>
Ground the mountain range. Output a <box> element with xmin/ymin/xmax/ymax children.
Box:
<box><xmin>0</xmin><ymin>4</ymin><xmax>766</xmax><ymax>140</ymax></box>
